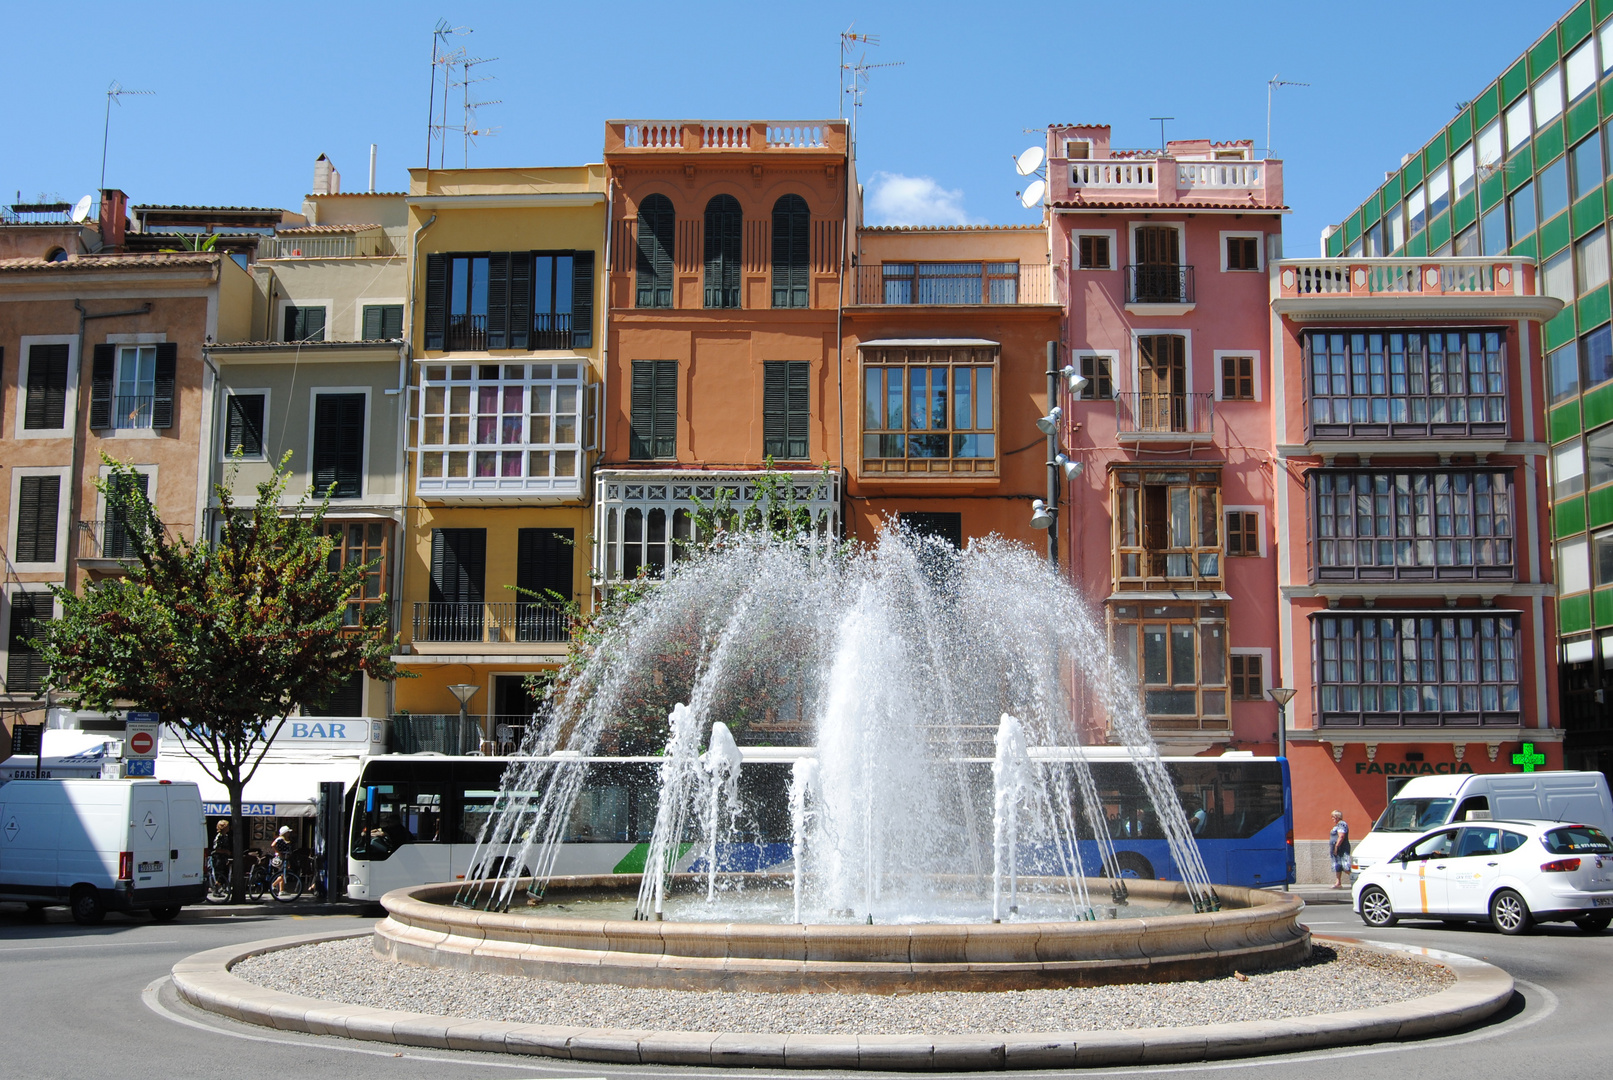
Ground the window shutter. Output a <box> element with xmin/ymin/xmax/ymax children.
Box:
<box><xmin>381</xmin><ymin>304</ymin><xmax>403</xmax><ymax>339</ymax></box>
<box><xmin>653</xmin><ymin>360</ymin><xmax>678</xmax><ymax>458</ymax></box>
<box><xmin>763</xmin><ymin>361</ymin><xmax>786</xmax><ymax>458</ymax></box>
<box><xmin>362</xmin><ymin>305</ymin><xmax>382</xmax><ymax>340</ymax></box>
<box><xmin>226</xmin><ymin>394</ymin><xmax>264</xmax><ymax>455</ymax></box>
<box><xmin>23</xmin><ymin>344</ymin><xmax>70</xmax><ymax>430</ymax></box>
<box><xmin>313</xmin><ymin>393</ymin><xmax>365</xmax><ymax>497</ymax></box>
<box><xmin>458</xmin><ymin>529</ymin><xmax>487</xmax><ymax>603</ymax></box>
<box><xmin>787</xmin><ymin>361</ymin><xmax>810</xmax><ymax>459</ymax></box>
<box><xmin>518</xmin><ymin>527</ymin><xmax>575</xmax><ymax>600</ymax></box>
<box><xmin>151</xmin><ymin>342</ymin><xmax>178</xmax><ymax>429</ymax></box>
<box><xmin>15</xmin><ymin>475</ymin><xmax>60</xmax><ymax>563</ymax></box>
<box><xmin>6</xmin><ymin>592</ymin><xmax>51</xmax><ymax>693</ymax></box>
<box><xmin>305</xmin><ymin>307</ymin><xmax>326</xmax><ymax>342</ymax></box>
<box><xmin>424</xmin><ymin>253</ymin><xmax>447</xmax><ymax>349</ymax></box>
<box><xmin>508</xmin><ymin>253</ymin><xmax>532</xmax><ymax>350</ymax></box>
<box><xmin>429</xmin><ymin>529</ymin><xmax>448</xmax><ymax>603</ymax></box>
<box><xmin>570</xmin><ymin>250</ymin><xmax>594</xmax><ymax>349</ymax></box>
<box><xmin>226</xmin><ymin>395</ymin><xmax>244</xmax><ymax>451</ymax></box>
<box><xmin>630</xmin><ymin>361</ymin><xmax>654</xmax><ymax>459</ymax></box>
<box><xmin>89</xmin><ymin>343</ymin><xmax>115</xmax><ymax>429</ymax></box>
<box><xmin>636</xmin><ymin>195</ymin><xmax>674</xmax><ymax>308</ymax></box>
<box><xmin>771</xmin><ymin>195</ymin><xmax>809</xmax><ymax>308</ymax></box>
<box><xmin>485</xmin><ymin>251</ymin><xmax>510</xmax><ymax>349</ymax></box>
<box><xmin>704</xmin><ymin>196</ymin><xmax>742</xmax><ymax>308</ymax></box>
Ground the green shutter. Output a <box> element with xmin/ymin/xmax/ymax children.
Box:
<box><xmin>771</xmin><ymin>194</ymin><xmax>810</xmax><ymax>308</ymax></box>
<box><xmin>636</xmin><ymin>195</ymin><xmax>675</xmax><ymax>308</ymax></box>
<box><xmin>654</xmin><ymin>360</ymin><xmax>678</xmax><ymax>458</ymax></box>
<box><xmin>227</xmin><ymin>394</ymin><xmax>264</xmax><ymax>456</ymax></box>
<box><xmin>424</xmin><ymin>253</ymin><xmax>447</xmax><ymax>349</ymax></box>
<box><xmin>704</xmin><ymin>195</ymin><xmax>742</xmax><ymax>308</ymax></box>
<box><xmin>630</xmin><ymin>361</ymin><xmax>655</xmax><ymax>459</ymax></box>
<box><xmin>88</xmin><ymin>343</ymin><xmax>114</xmax><ymax>429</ymax></box>
<box><xmin>485</xmin><ymin>251</ymin><xmax>510</xmax><ymax>349</ymax></box>
<box><xmin>151</xmin><ymin>342</ymin><xmax>177</xmax><ymax>429</ymax></box>
<box><xmin>763</xmin><ymin>361</ymin><xmax>787</xmax><ymax>458</ymax></box>
<box><xmin>313</xmin><ymin>393</ymin><xmax>365</xmax><ymax>497</ymax></box>
<box><xmin>571</xmin><ymin>250</ymin><xmax>595</xmax><ymax>349</ymax></box>
<box><xmin>787</xmin><ymin>361</ymin><xmax>810</xmax><ymax>459</ymax></box>
<box><xmin>362</xmin><ymin>305</ymin><xmax>382</xmax><ymax>339</ymax></box>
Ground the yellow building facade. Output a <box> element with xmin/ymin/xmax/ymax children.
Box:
<box><xmin>393</xmin><ymin>166</ymin><xmax>607</xmax><ymax>748</ymax></box>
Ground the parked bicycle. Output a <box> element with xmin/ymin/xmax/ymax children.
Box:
<box><xmin>250</xmin><ymin>847</ymin><xmax>307</xmax><ymax>902</ymax></box>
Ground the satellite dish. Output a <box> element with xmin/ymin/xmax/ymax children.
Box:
<box><xmin>1015</xmin><ymin>146</ymin><xmax>1045</xmax><ymax>176</ymax></box>
<box><xmin>1020</xmin><ymin>179</ymin><xmax>1046</xmax><ymax>209</ymax></box>
<box><xmin>71</xmin><ymin>195</ymin><xmax>94</xmax><ymax>223</ymax></box>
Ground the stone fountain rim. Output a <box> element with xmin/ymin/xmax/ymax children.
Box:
<box><xmin>169</xmin><ymin>929</ymin><xmax>1517</xmax><ymax>1069</ymax></box>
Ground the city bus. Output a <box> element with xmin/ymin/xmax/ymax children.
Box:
<box><xmin>344</xmin><ymin>748</ymin><xmax>1293</xmax><ymax>900</ymax></box>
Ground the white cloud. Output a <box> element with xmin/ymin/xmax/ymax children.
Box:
<box><xmin>866</xmin><ymin>172</ymin><xmax>975</xmax><ymax>227</ymax></box>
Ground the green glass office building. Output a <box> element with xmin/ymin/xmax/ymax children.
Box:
<box><xmin>1327</xmin><ymin>0</ymin><xmax>1613</xmax><ymax>773</ymax></box>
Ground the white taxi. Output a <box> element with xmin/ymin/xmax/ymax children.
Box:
<box><xmin>1353</xmin><ymin>820</ymin><xmax>1613</xmax><ymax>935</ymax></box>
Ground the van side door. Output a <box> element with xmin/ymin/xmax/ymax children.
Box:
<box><xmin>166</xmin><ymin>788</ymin><xmax>206</xmax><ymax>891</ymax></box>
<box><xmin>1</xmin><ymin>797</ymin><xmax>62</xmax><ymax>895</ymax></box>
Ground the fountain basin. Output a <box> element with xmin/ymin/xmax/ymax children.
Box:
<box><xmin>376</xmin><ymin>875</ymin><xmax>1309</xmax><ymax>994</ymax></box>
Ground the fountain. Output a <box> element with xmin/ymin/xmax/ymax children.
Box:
<box><xmin>376</xmin><ymin>528</ymin><xmax>1307</xmax><ymax>991</ymax></box>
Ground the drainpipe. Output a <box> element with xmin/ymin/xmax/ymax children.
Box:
<box><xmin>1046</xmin><ymin>340</ymin><xmax>1060</xmax><ymax>568</ymax></box>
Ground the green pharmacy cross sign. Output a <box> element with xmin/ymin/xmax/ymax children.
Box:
<box><xmin>1511</xmin><ymin>743</ymin><xmax>1546</xmax><ymax>773</ymax></box>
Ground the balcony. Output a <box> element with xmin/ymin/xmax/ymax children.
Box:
<box><xmin>1115</xmin><ymin>392</ymin><xmax>1213</xmax><ymax>444</ymax></box>
<box><xmin>609</xmin><ymin>120</ymin><xmax>844</xmax><ymax>155</ymax></box>
<box><xmin>445</xmin><ymin>314</ymin><xmax>487</xmax><ymax>352</ymax></box>
<box><xmin>1273</xmin><ymin>258</ymin><xmax>1562</xmax><ymax>324</ymax></box>
<box><xmin>851</xmin><ymin>262</ymin><xmax>1057</xmax><ymax>306</ymax></box>
<box><xmin>1310</xmin><ymin>469</ymin><xmax>1516</xmax><ymax>587</ymax></box>
<box><xmin>415</xmin><ymin>362</ymin><xmax>590</xmax><ymax>502</ymax></box>
<box><xmin>1124</xmin><ymin>264</ymin><xmax>1194</xmax><ymax>311</ymax></box>
<box><xmin>109</xmin><ymin>395</ymin><xmax>154</xmax><ymax>430</ymax></box>
<box><xmin>1051</xmin><ymin>143</ymin><xmax>1282</xmax><ymax>209</ymax></box>
<box><xmin>259</xmin><ymin>232</ymin><xmax>401</xmax><ymax>259</ymax></box>
<box><xmin>76</xmin><ymin>518</ymin><xmax>175</xmax><ymax>569</ymax></box>
<box><xmin>411</xmin><ymin>601</ymin><xmax>572</xmax><ymax>645</ymax></box>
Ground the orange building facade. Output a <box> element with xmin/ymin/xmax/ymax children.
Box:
<box><xmin>597</xmin><ymin>121</ymin><xmax>850</xmax><ymax>578</ymax></box>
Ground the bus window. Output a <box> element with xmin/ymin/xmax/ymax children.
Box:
<box><xmin>459</xmin><ymin>790</ymin><xmax>499</xmax><ymax>844</ymax></box>
<box><xmin>351</xmin><ymin>780</ymin><xmax>445</xmax><ymax>860</ymax></box>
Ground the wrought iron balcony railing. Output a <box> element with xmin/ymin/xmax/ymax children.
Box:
<box><xmin>1125</xmin><ymin>264</ymin><xmax>1195</xmax><ymax>305</ymax></box>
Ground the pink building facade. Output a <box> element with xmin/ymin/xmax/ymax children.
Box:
<box><xmin>1046</xmin><ymin>125</ymin><xmax>1285</xmax><ymax>758</ymax></box>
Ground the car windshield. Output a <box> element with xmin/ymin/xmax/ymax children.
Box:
<box><xmin>1542</xmin><ymin>825</ymin><xmax>1613</xmax><ymax>855</ymax></box>
<box><xmin>1374</xmin><ymin>797</ymin><xmax>1456</xmax><ymax>833</ymax></box>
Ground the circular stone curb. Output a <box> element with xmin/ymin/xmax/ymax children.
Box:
<box><xmin>170</xmin><ymin>931</ymin><xmax>1515</xmax><ymax>1070</ymax></box>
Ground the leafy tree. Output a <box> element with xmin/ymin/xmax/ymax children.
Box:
<box><xmin>35</xmin><ymin>455</ymin><xmax>408</xmax><ymax>901</ymax></box>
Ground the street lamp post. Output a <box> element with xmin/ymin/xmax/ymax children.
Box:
<box><xmin>1267</xmin><ymin>686</ymin><xmax>1296</xmax><ymax>760</ymax></box>
<box><xmin>447</xmin><ymin>683</ymin><xmax>481</xmax><ymax>751</ymax></box>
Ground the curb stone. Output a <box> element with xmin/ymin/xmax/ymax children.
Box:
<box><xmin>169</xmin><ymin>931</ymin><xmax>1515</xmax><ymax>1070</ymax></box>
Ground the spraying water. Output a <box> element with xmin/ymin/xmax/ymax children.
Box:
<box><xmin>458</xmin><ymin>527</ymin><xmax>1219</xmax><ymax>920</ymax></box>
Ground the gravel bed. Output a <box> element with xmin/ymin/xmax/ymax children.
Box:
<box><xmin>231</xmin><ymin>937</ymin><xmax>1454</xmax><ymax>1035</ymax></box>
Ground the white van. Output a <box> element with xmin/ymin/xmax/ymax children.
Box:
<box><xmin>1351</xmin><ymin>771</ymin><xmax>1613</xmax><ymax>872</ymax></box>
<box><xmin>0</xmin><ymin>779</ymin><xmax>207</xmax><ymax>924</ymax></box>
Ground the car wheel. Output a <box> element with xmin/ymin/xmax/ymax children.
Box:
<box><xmin>149</xmin><ymin>905</ymin><xmax>182</xmax><ymax>922</ymax></box>
<box><xmin>1359</xmin><ymin>885</ymin><xmax>1397</xmax><ymax>928</ymax></box>
<box><xmin>1490</xmin><ymin>889</ymin><xmax>1533</xmax><ymax>935</ymax></box>
<box><xmin>70</xmin><ymin>887</ymin><xmax>106</xmax><ymax>926</ymax></box>
<box><xmin>1574</xmin><ymin>912</ymin><xmax>1612</xmax><ymax>933</ymax></box>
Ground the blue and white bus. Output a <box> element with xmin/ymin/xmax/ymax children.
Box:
<box><xmin>345</xmin><ymin>748</ymin><xmax>1293</xmax><ymax>900</ymax></box>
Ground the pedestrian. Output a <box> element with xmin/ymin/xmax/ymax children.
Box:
<box><xmin>269</xmin><ymin>825</ymin><xmax>293</xmax><ymax>895</ymax></box>
<box><xmin>1329</xmin><ymin>810</ymin><xmax>1351</xmax><ymax>889</ymax></box>
<box><xmin>209</xmin><ymin>819</ymin><xmax>231</xmax><ymax>886</ymax></box>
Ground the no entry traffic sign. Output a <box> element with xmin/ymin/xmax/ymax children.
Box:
<box><xmin>129</xmin><ymin>731</ymin><xmax>154</xmax><ymax>755</ymax></box>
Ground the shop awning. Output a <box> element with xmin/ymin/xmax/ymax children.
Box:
<box><xmin>154</xmin><ymin>754</ymin><xmax>362</xmax><ymax>818</ymax></box>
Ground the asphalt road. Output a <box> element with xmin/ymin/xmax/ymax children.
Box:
<box><xmin>0</xmin><ymin>899</ymin><xmax>1606</xmax><ymax>1079</ymax></box>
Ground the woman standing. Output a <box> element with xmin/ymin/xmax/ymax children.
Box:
<box><xmin>1329</xmin><ymin>810</ymin><xmax>1351</xmax><ymax>889</ymax></box>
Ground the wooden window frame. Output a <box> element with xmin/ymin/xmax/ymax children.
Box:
<box><xmin>1223</xmin><ymin>508</ymin><xmax>1262</xmax><ymax>558</ymax></box>
<box><xmin>1076</xmin><ymin>352</ymin><xmax>1115</xmax><ymax>400</ymax></box>
<box><xmin>1075</xmin><ymin>232</ymin><xmax>1114</xmax><ymax>270</ymax></box>
<box><xmin>859</xmin><ymin>344</ymin><xmax>999</xmax><ymax>477</ymax></box>
<box><xmin>1218</xmin><ymin>353</ymin><xmax>1257</xmax><ymax>401</ymax></box>
<box><xmin>1110</xmin><ymin>601</ymin><xmax>1229</xmax><ymax>729</ymax></box>
<box><xmin>1221</xmin><ymin>232</ymin><xmax>1263</xmax><ymax>272</ymax></box>
<box><xmin>1230</xmin><ymin>652</ymin><xmax>1265</xmax><ymax>700</ymax></box>
<box><xmin>323</xmin><ymin>520</ymin><xmax>392</xmax><ymax>628</ymax></box>
<box><xmin>1111</xmin><ymin>466</ymin><xmax>1222</xmax><ymax>589</ymax></box>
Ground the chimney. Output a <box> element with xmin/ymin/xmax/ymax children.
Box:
<box><xmin>312</xmin><ymin>154</ymin><xmax>341</xmax><ymax>195</ymax></box>
<box><xmin>98</xmin><ymin>189</ymin><xmax>128</xmax><ymax>252</ymax></box>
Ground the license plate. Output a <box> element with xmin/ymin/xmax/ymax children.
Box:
<box><xmin>1594</xmin><ymin>896</ymin><xmax>1613</xmax><ymax>908</ymax></box>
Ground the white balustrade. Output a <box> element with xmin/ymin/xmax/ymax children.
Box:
<box><xmin>1069</xmin><ymin>161</ymin><xmax>1156</xmax><ymax>188</ymax></box>
<box><xmin>1176</xmin><ymin>161</ymin><xmax>1263</xmax><ymax>188</ymax></box>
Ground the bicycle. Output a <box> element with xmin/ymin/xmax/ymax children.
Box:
<box><xmin>250</xmin><ymin>848</ymin><xmax>307</xmax><ymax>902</ymax></box>
<box><xmin>204</xmin><ymin>853</ymin><xmax>232</xmax><ymax>903</ymax></box>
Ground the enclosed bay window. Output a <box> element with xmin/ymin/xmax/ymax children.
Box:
<box><xmin>1111</xmin><ymin>602</ymin><xmax>1228</xmax><ymax>728</ymax></box>
<box><xmin>880</xmin><ymin>263</ymin><xmax>1019</xmax><ymax>304</ymax></box>
<box><xmin>860</xmin><ymin>344</ymin><xmax>997</xmax><ymax>476</ymax></box>
<box><xmin>322</xmin><ymin>521</ymin><xmax>391</xmax><ymax>627</ymax></box>
<box><xmin>416</xmin><ymin>362</ymin><xmax>586</xmax><ymax>497</ymax></box>
<box><xmin>1304</xmin><ymin>329</ymin><xmax>1507</xmax><ymax>440</ymax></box>
<box><xmin>1112</xmin><ymin>468</ymin><xmax>1221</xmax><ymax>588</ymax></box>
<box><xmin>1311</xmin><ymin>469</ymin><xmax>1515</xmax><ymax>582</ymax></box>
<box><xmin>1313</xmin><ymin>611</ymin><xmax>1521</xmax><ymax>728</ymax></box>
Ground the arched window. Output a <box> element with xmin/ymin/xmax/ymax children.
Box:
<box><xmin>635</xmin><ymin>194</ymin><xmax>674</xmax><ymax>308</ymax></box>
<box><xmin>703</xmin><ymin>195</ymin><xmax>742</xmax><ymax>308</ymax></box>
<box><xmin>771</xmin><ymin>194</ymin><xmax>810</xmax><ymax>308</ymax></box>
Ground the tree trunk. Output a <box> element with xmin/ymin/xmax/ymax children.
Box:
<box><xmin>225</xmin><ymin>776</ymin><xmax>247</xmax><ymax>904</ymax></box>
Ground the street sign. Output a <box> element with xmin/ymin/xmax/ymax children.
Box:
<box><xmin>125</xmin><ymin>759</ymin><xmax>156</xmax><ymax>777</ymax></box>
<box><xmin>11</xmin><ymin>724</ymin><xmax>42</xmax><ymax>756</ymax></box>
<box><xmin>125</xmin><ymin>716</ymin><xmax>160</xmax><ymax>762</ymax></box>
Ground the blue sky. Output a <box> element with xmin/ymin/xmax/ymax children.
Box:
<box><xmin>2</xmin><ymin>0</ymin><xmax>1575</xmax><ymax>252</ymax></box>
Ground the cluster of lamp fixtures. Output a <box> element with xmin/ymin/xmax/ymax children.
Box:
<box><xmin>1029</xmin><ymin>364</ymin><xmax>1089</xmax><ymax>530</ymax></box>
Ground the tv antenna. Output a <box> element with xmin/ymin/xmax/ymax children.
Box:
<box><xmin>839</xmin><ymin>28</ymin><xmax>903</xmax><ymax>160</ymax></box>
<box><xmin>425</xmin><ymin>21</ymin><xmax>471</xmax><ymax>167</ymax></box>
<box><xmin>1266</xmin><ymin>74</ymin><xmax>1310</xmax><ymax>157</ymax></box>
<box><xmin>101</xmin><ymin>81</ymin><xmax>155</xmax><ymax>191</ymax></box>
<box><xmin>1148</xmin><ymin>116</ymin><xmax>1174</xmax><ymax>153</ymax></box>
<box><xmin>455</xmin><ymin>55</ymin><xmax>501</xmax><ymax>167</ymax></box>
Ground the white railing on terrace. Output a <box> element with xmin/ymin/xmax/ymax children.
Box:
<box><xmin>619</xmin><ymin>122</ymin><xmax>830</xmax><ymax>150</ymax></box>
<box><xmin>1278</xmin><ymin>259</ymin><xmax>1525</xmax><ymax>298</ymax></box>
<box><xmin>1070</xmin><ymin>161</ymin><xmax>1156</xmax><ymax>188</ymax></box>
<box><xmin>1176</xmin><ymin>161</ymin><xmax>1263</xmax><ymax>188</ymax></box>
<box><xmin>260</xmin><ymin>233</ymin><xmax>399</xmax><ymax>259</ymax></box>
